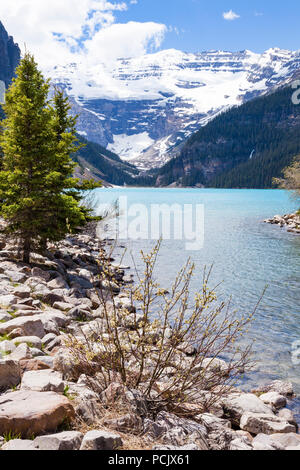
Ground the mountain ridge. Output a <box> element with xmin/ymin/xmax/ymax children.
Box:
<box><xmin>0</xmin><ymin>21</ymin><xmax>20</xmax><ymax>88</ymax></box>
<box><xmin>151</xmin><ymin>82</ymin><xmax>300</xmax><ymax>188</ymax></box>
<box><xmin>51</xmin><ymin>47</ymin><xmax>300</xmax><ymax>170</ymax></box>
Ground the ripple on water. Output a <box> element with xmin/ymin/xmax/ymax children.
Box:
<box><xmin>95</xmin><ymin>188</ymin><xmax>300</xmax><ymax>418</ymax></box>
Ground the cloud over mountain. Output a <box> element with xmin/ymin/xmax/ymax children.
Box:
<box><xmin>0</xmin><ymin>0</ymin><xmax>167</xmax><ymax>69</ymax></box>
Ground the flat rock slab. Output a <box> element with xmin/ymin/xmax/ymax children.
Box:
<box><xmin>0</xmin><ymin>316</ymin><xmax>45</xmax><ymax>339</ymax></box>
<box><xmin>253</xmin><ymin>380</ymin><xmax>294</xmax><ymax>398</ymax></box>
<box><xmin>240</xmin><ymin>412</ymin><xmax>296</xmax><ymax>435</ymax></box>
<box><xmin>12</xmin><ymin>336</ymin><xmax>42</xmax><ymax>350</ymax></box>
<box><xmin>33</xmin><ymin>431</ymin><xmax>83</xmax><ymax>450</ymax></box>
<box><xmin>1</xmin><ymin>439</ymin><xmax>36</xmax><ymax>451</ymax></box>
<box><xmin>259</xmin><ymin>392</ymin><xmax>287</xmax><ymax>409</ymax></box>
<box><xmin>39</xmin><ymin>311</ymin><xmax>70</xmax><ymax>329</ymax></box>
<box><xmin>0</xmin><ymin>390</ymin><xmax>74</xmax><ymax>437</ymax></box>
<box><xmin>80</xmin><ymin>430</ymin><xmax>123</xmax><ymax>450</ymax></box>
<box><xmin>0</xmin><ymin>295</ymin><xmax>19</xmax><ymax>307</ymax></box>
<box><xmin>21</xmin><ymin>370</ymin><xmax>64</xmax><ymax>393</ymax></box>
<box><xmin>270</xmin><ymin>433</ymin><xmax>300</xmax><ymax>448</ymax></box>
<box><xmin>252</xmin><ymin>433</ymin><xmax>285</xmax><ymax>450</ymax></box>
<box><xmin>52</xmin><ymin>302</ymin><xmax>73</xmax><ymax>312</ymax></box>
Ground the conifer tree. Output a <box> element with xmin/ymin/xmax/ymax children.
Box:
<box><xmin>0</xmin><ymin>53</ymin><xmax>100</xmax><ymax>263</ymax></box>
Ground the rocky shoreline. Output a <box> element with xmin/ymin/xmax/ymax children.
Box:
<box><xmin>264</xmin><ymin>212</ymin><xmax>300</xmax><ymax>234</ymax></box>
<box><xmin>0</xmin><ymin>227</ymin><xmax>299</xmax><ymax>451</ymax></box>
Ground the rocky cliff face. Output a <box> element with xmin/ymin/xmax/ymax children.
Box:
<box><xmin>0</xmin><ymin>21</ymin><xmax>20</xmax><ymax>88</ymax></box>
<box><xmin>51</xmin><ymin>48</ymin><xmax>300</xmax><ymax>170</ymax></box>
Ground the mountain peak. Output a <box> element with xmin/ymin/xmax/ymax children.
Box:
<box><xmin>0</xmin><ymin>20</ymin><xmax>20</xmax><ymax>88</ymax></box>
<box><xmin>50</xmin><ymin>46</ymin><xmax>300</xmax><ymax>170</ymax></box>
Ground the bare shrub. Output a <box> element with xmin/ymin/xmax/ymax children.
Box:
<box><xmin>66</xmin><ymin>240</ymin><xmax>260</xmax><ymax>417</ymax></box>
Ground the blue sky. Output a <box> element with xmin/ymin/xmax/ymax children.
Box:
<box><xmin>0</xmin><ymin>0</ymin><xmax>299</xmax><ymax>71</ymax></box>
<box><xmin>119</xmin><ymin>0</ymin><xmax>300</xmax><ymax>53</ymax></box>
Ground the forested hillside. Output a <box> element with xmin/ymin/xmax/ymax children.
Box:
<box><xmin>153</xmin><ymin>85</ymin><xmax>300</xmax><ymax>188</ymax></box>
<box><xmin>73</xmin><ymin>136</ymin><xmax>139</xmax><ymax>186</ymax></box>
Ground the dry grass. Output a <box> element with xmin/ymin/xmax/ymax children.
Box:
<box><xmin>71</xmin><ymin>402</ymin><xmax>156</xmax><ymax>450</ymax></box>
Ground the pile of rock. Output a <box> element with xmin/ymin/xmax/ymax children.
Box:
<box><xmin>0</xmin><ymin>233</ymin><xmax>135</xmax><ymax>450</ymax></box>
<box><xmin>0</xmin><ymin>232</ymin><xmax>299</xmax><ymax>451</ymax></box>
<box><xmin>264</xmin><ymin>212</ymin><xmax>300</xmax><ymax>234</ymax></box>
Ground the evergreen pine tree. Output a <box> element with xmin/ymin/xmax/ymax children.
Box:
<box><xmin>0</xmin><ymin>53</ymin><xmax>100</xmax><ymax>263</ymax></box>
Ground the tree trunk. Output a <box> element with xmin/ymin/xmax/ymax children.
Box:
<box><xmin>23</xmin><ymin>238</ymin><xmax>31</xmax><ymax>264</ymax></box>
<box><xmin>40</xmin><ymin>238</ymin><xmax>48</xmax><ymax>255</ymax></box>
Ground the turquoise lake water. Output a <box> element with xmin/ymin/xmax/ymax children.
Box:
<box><xmin>93</xmin><ymin>188</ymin><xmax>300</xmax><ymax>412</ymax></box>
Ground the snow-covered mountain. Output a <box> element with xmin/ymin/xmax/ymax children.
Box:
<box><xmin>0</xmin><ymin>21</ymin><xmax>20</xmax><ymax>88</ymax></box>
<box><xmin>50</xmin><ymin>47</ymin><xmax>300</xmax><ymax>170</ymax></box>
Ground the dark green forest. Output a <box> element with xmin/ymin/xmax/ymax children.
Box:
<box><xmin>73</xmin><ymin>135</ymin><xmax>139</xmax><ymax>186</ymax></box>
<box><xmin>153</xmin><ymin>85</ymin><xmax>300</xmax><ymax>188</ymax></box>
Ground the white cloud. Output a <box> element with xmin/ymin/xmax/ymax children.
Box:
<box><xmin>223</xmin><ymin>10</ymin><xmax>240</xmax><ymax>21</ymax></box>
<box><xmin>0</xmin><ymin>0</ymin><xmax>166</xmax><ymax>71</ymax></box>
<box><xmin>85</xmin><ymin>21</ymin><xmax>167</xmax><ymax>64</ymax></box>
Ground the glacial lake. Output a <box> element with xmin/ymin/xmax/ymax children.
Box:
<box><xmin>93</xmin><ymin>188</ymin><xmax>300</xmax><ymax>417</ymax></box>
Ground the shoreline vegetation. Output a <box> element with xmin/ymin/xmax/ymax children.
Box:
<box><xmin>0</xmin><ymin>222</ymin><xmax>299</xmax><ymax>451</ymax></box>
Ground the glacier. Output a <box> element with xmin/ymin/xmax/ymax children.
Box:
<box><xmin>49</xmin><ymin>47</ymin><xmax>300</xmax><ymax>170</ymax></box>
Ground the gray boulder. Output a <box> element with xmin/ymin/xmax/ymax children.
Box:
<box><xmin>31</xmin><ymin>267</ymin><xmax>51</xmax><ymax>281</ymax></box>
<box><xmin>9</xmin><ymin>343</ymin><xmax>32</xmax><ymax>361</ymax></box>
<box><xmin>0</xmin><ymin>340</ymin><xmax>16</xmax><ymax>354</ymax></box>
<box><xmin>223</xmin><ymin>392</ymin><xmax>274</xmax><ymax>425</ymax></box>
<box><xmin>13</xmin><ymin>286</ymin><xmax>31</xmax><ymax>298</ymax></box>
<box><xmin>0</xmin><ymin>359</ymin><xmax>21</xmax><ymax>391</ymax></box>
<box><xmin>0</xmin><ymin>294</ymin><xmax>19</xmax><ymax>307</ymax></box>
<box><xmin>21</xmin><ymin>370</ymin><xmax>64</xmax><ymax>393</ymax></box>
<box><xmin>1</xmin><ymin>439</ymin><xmax>36</xmax><ymax>451</ymax></box>
<box><xmin>277</xmin><ymin>408</ymin><xmax>298</xmax><ymax>427</ymax></box>
<box><xmin>253</xmin><ymin>380</ymin><xmax>294</xmax><ymax>398</ymax></box>
<box><xmin>33</xmin><ymin>431</ymin><xmax>83</xmax><ymax>450</ymax></box>
<box><xmin>240</xmin><ymin>412</ymin><xmax>296</xmax><ymax>435</ymax></box>
<box><xmin>259</xmin><ymin>392</ymin><xmax>287</xmax><ymax>409</ymax></box>
<box><xmin>269</xmin><ymin>433</ymin><xmax>300</xmax><ymax>449</ymax></box>
<box><xmin>229</xmin><ymin>438</ymin><xmax>253</xmax><ymax>451</ymax></box>
<box><xmin>80</xmin><ymin>430</ymin><xmax>123</xmax><ymax>450</ymax></box>
<box><xmin>12</xmin><ymin>336</ymin><xmax>42</xmax><ymax>350</ymax></box>
<box><xmin>53</xmin><ymin>302</ymin><xmax>73</xmax><ymax>312</ymax></box>
<box><xmin>47</xmin><ymin>276</ymin><xmax>69</xmax><ymax>290</ymax></box>
<box><xmin>0</xmin><ymin>315</ymin><xmax>45</xmax><ymax>338</ymax></box>
<box><xmin>252</xmin><ymin>433</ymin><xmax>285</xmax><ymax>450</ymax></box>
